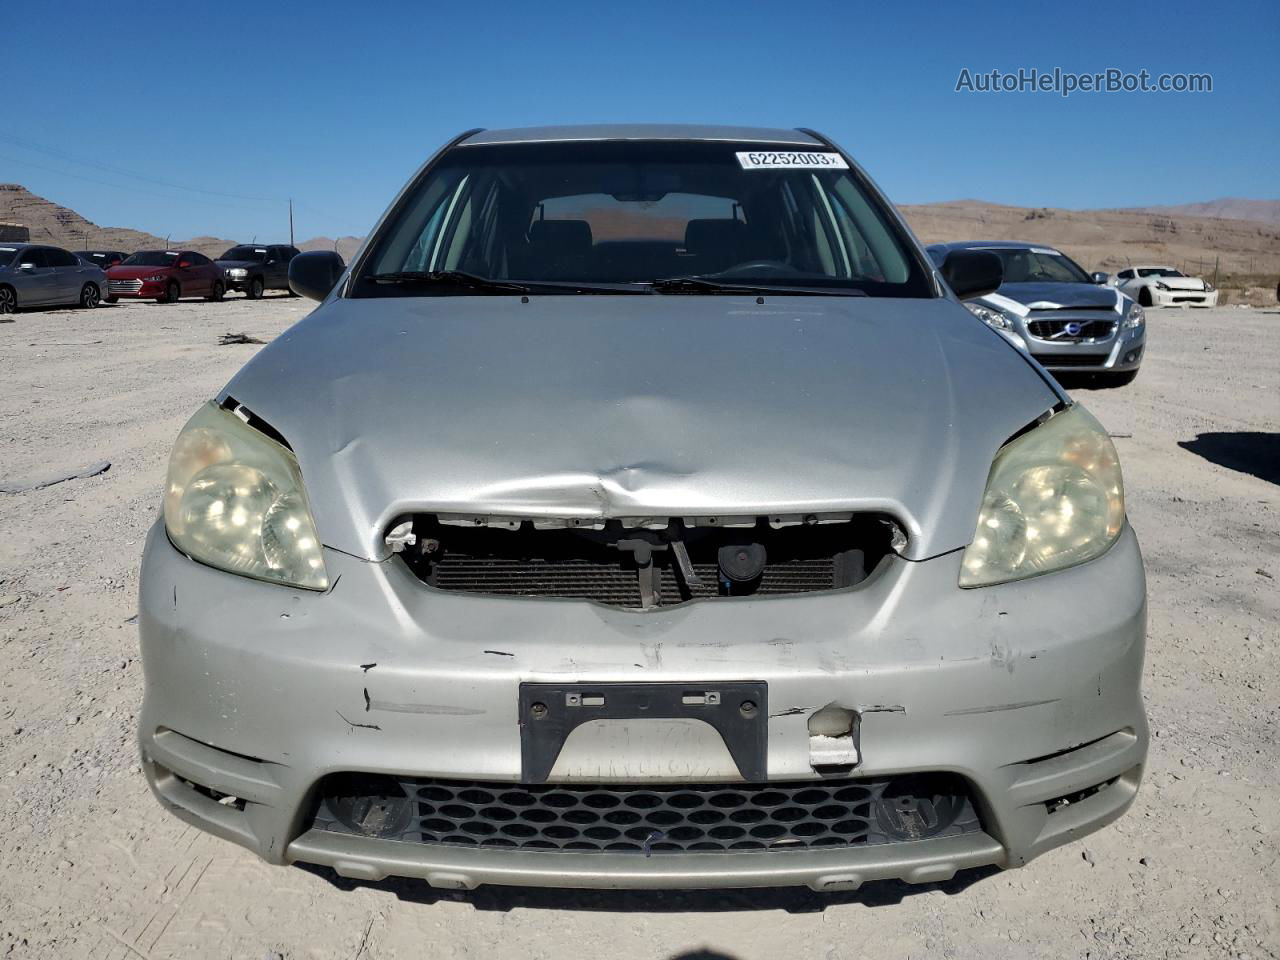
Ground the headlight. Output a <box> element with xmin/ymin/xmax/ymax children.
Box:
<box><xmin>1204</xmin><ymin>281</ymin><xmax>1215</xmax><ymax>292</ymax></box>
<box><xmin>1123</xmin><ymin>304</ymin><xmax>1145</xmax><ymax>329</ymax></box>
<box><xmin>228</xmin><ymin>267</ymin><xmax>248</xmax><ymax>278</ymax></box>
<box><xmin>144</xmin><ymin>274</ymin><xmax>167</xmax><ymax>282</ymax></box>
<box><xmin>964</xmin><ymin>302</ymin><xmax>1014</xmax><ymax>331</ymax></box>
<box><xmin>959</xmin><ymin>405</ymin><xmax>1124</xmax><ymax>588</ymax></box>
<box><xmin>1154</xmin><ymin>281</ymin><xmax>1170</xmax><ymax>291</ymax></box>
<box><xmin>163</xmin><ymin>402</ymin><xmax>328</xmax><ymax>590</ymax></box>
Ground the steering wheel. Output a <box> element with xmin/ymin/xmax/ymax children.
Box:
<box><xmin>715</xmin><ymin>260</ymin><xmax>802</xmax><ymax>278</ymax></box>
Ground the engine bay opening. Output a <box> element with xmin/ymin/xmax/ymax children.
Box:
<box><xmin>394</xmin><ymin>514</ymin><xmax>901</xmax><ymax>608</ymax></box>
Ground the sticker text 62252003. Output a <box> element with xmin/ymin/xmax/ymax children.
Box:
<box><xmin>736</xmin><ymin>151</ymin><xmax>850</xmax><ymax>170</ymax></box>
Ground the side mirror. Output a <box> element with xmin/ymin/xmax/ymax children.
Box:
<box><xmin>178</xmin><ymin>260</ymin><xmax>192</xmax><ymax>268</ymax></box>
<box><xmin>1090</xmin><ymin>271</ymin><xmax>1110</xmax><ymax>284</ymax></box>
<box><xmin>289</xmin><ymin>250</ymin><xmax>346</xmax><ymax>301</ymax></box>
<box><xmin>18</xmin><ymin>262</ymin><xmax>35</xmax><ymax>271</ymax></box>
<box><xmin>940</xmin><ymin>250</ymin><xmax>1003</xmax><ymax>301</ymax></box>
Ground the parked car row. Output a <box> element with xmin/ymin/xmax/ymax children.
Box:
<box><xmin>0</xmin><ymin>242</ymin><xmax>306</xmax><ymax>313</ymax></box>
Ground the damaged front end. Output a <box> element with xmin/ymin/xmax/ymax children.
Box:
<box><xmin>385</xmin><ymin>512</ymin><xmax>905</xmax><ymax>609</ymax></box>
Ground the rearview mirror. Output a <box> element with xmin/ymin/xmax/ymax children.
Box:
<box><xmin>289</xmin><ymin>250</ymin><xmax>346</xmax><ymax>301</ymax></box>
<box><xmin>940</xmin><ymin>250</ymin><xmax>1002</xmax><ymax>301</ymax></box>
<box><xmin>1090</xmin><ymin>271</ymin><xmax>1110</xmax><ymax>284</ymax></box>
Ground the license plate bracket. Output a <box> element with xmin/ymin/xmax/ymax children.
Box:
<box><xmin>518</xmin><ymin>681</ymin><xmax>768</xmax><ymax>784</ymax></box>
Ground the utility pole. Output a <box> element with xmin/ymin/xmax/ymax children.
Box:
<box><xmin>289</xmin><ymin>198</ymin><xmax>294</xmax><ymax>246</ymax></box>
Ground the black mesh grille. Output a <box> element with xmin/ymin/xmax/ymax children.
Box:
<box><xmin>1027</xmin><ymin>318</ymin><xmax>1116</xmax><ymax>341</ymax></box>
<box><xmin>312</xmin><ymin>773</ymin><xmax>981</xmax><ymax>854</ymax></box>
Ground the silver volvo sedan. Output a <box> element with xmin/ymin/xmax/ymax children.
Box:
<box><xmin>138</xmin><ymin>124</ymin><xmax>1147</xmax><ymax>892</ymax></box>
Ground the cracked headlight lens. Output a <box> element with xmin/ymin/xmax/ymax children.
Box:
<box><xmin>960</xmin><ymin>405</ymin><xmax>1124</xmax><ymax>588</ymax></box>
<box><xmin>164</xmin><ymin>402</ymin><xmax>328</xmax><ymax>590</ymax></box>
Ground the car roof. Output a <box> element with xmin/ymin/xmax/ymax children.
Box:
<box><xmin>926</xmin><ymin>240</ymin><xmax>1066</xmax><ymax>253</ymax></box>
<box><xmin>459</xmin><ymin>124</ymin><xmax>824</xmax><ymax>146</ymax></box>
<box><xmin>1131</xmin><ymin>264</ymin><xmax>1175</xmax><ymax>270</ymax></box>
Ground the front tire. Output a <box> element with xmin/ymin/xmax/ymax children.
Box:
<box><xmin>161</xmin><ymin>281</ymin><xmax>180</xmax><ymax>304</ymax></box>
<box><xmin>246</xmin><ymin>276</ymin><xmax>264</xmax><ymax>299</ymax></box>
<box><xmin>206</xmin><ymin>280</ymin><xmax>225</xmax><ymax>302</ymax></box>
<box><xmin>0</xmin><ymin>285</ymin><xmax>16</xmax><ymax>316</ymax></box>
<box><xmin>1138</xmin><ymin>287</ymin><xmax>1153</xmax><ymax>307</ymax></box>
<box><xmin>79</xmin><ymin>283</ymin><xmax>101</xmax><ymax>309</ymax></box>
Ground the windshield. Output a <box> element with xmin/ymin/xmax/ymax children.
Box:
<box><xmin>1137</xmin><ymin>267</ymin><xmax>1183</xmax><ymax>278</ymax></box>
<box><xmin>122</xmin><ymin>251</ymin><xmax>179</xmax><ymax>267</ymax></box>
<box><xmin>220</xmin><ymin>246</ymin><xmax>268</xmax><ymax>262</ymax></box>
<box><xmin>357</xmin><ymin>140</ymin><xmax>931</xmax><ymax>297</ymax></box>
<box><xmin>979</xmin><ymin>247</ymin><xmax>1091</xmax><ymax>284</ymax></box>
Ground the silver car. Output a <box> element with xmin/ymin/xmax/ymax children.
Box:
<box><xmin>0</xmin><ymin>242</ymin><xmax>106</xmax><ymax>314</ymax></box>
<box><xmin>927</xmin><ymin>242</ymin><xmax>1147</xmax><ymax>385</ymax></box>
<box><xmin>138</xmin><ymin>125</ymin><xmax>1147</xmax><ymax>892</ymax></box>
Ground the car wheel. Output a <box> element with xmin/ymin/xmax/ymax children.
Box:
<box><xmin>247</xmin><ymin>277</ymin><xmax>264</xmax><ymax>300</ymax></box>
<box><xmin>207</xmin><ymin>280</ymin><xmax>225</xmax><ymax>302</ymax></box>
<box><xmin>1138</xmin><ymin>287</ymin><xmax>1153</xmax><ymax>307</ymax></box>
<box><xmin>163</xmin><ymin>281</ymin><xmax>180</xmax><ymax>304</ymax></box>
<box><xmin>0</xmin><ymin>285</ymin><xmax>16</xmax><ymax>316</ymax></box>
<box><xmin>79</xmin><ymin>283</ymin><xmax>101</xmax><ymax>309</ymax></box>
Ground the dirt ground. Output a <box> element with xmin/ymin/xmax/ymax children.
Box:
<box><xmin>0</xmin><ymin>295</ymin><xmax>1276</xmax><ymax>959</ymax></box>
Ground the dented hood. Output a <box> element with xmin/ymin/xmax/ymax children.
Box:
<box><xmin>221</xmin><ymin>295</ymin><xmax>1059</xmax><ymax>561</ymax></box>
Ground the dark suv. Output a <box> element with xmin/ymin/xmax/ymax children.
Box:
<box><xmin>216</xmin><ymin>244</ymin><xmax>300</xmax><ymax>298</ymax></box>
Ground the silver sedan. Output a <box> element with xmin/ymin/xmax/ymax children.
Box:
<box><xmin>0</xmin><ymin>242</ymin><xmax>106</xmax><ymax>313</ymax></box>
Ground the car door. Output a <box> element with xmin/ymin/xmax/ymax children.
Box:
<box><xmin>188</xmin><ymin>252</ymin><xmax>215</xmax><ymax>293</ymax></box>
<box><xmin>48</xmin><ymin>247</ymin><xmax>84</xmax><ymax>303</ymax></box>
<box><xmin>15</xmin><ymin>247</ymin><xmax>57</xmax><ymax>304</ymax></box>
<box><xmin>265</xmin><ymin>246</ymin><xmax>287</xmax><ymax>289</ymax></box>
<box><xmin>174</xmin><ymin>251</ymin><xmax>202</xmax><ymax>295</ymax></box>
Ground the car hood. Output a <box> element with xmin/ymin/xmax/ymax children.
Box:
<box><xmin>108</xmin><ymin>265</ymin><xmax>174</xmax><ymax>279</ymax></box>
<box><xmin>216</xmin><ymin>259</ymin><xmax>262</xmax><ymax>270</ymax></box>
<box><xmin>988</xmin><ymin>282</ymin><xmax>1123</xmax><ymax>313</ymax></box>
<box><xmin>1147</xmin><ymin>276</ymin><xmax>1207</xmax><ymax>290</ymax></box>
<box><xmin>220</xmin><ymin>295</ymin><xmax>1060</xmax><ymax>561</ymax></box>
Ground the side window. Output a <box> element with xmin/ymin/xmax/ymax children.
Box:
<box><xmin>24</xmin><ymin>248</ymin><xmax>50</xmax><ymax>268</ymax></box>
<box><xmin>1116</xmin><ymin>269</ymin><xmax>1133</xmax><ymax>280</ymax></box>
<box><xmin>50</xmin><ymin>248</ymin><xmax>78</xmax><ymax>267</ymax></box>
<box><xmin>190</xmin><ymin>252</ymin><xmax>211</xmax><ymax>265</ymax></box>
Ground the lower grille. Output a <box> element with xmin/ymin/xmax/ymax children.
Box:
<box><xmin>312</xmin><ymin>773</ymin><xmax>981</xmax><ymax>854</ymax></box>
<box><xmin>1035</xmin><ymin>353</ymin><xmax>1109</xmax><ymax>368</ymax></box>
<box><xmin>1027</xmin><ymin>318</ymin><xmax>1116</xmax><ymax>341</ymax></box>
<box><xmin>1171</xmin><ymin>295</ymin><xmax>1206</xmax><ymax>303</ymax></box>
<box><xmin>108</xmin><ymin>279</ymin><xmax>142</xmax><ymax>293</ymax></box>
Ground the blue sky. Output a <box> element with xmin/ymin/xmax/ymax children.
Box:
<box><xmin>6</xmin><ymin>0</ymin><xmax>1277</xmax><ymax>242</ymax></box>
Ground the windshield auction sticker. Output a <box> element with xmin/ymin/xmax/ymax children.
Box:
<box><xmin>736</xmin><ymin>151</ymin><xmax>850</xmax><ymax>170</ymax></box>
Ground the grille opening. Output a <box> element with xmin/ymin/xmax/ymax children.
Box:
<box><xmin>164</xmin><ymin>767</ymin><xmax>247</xmax><ymax>811</ymax></box>
<box><xmin>397</xmin><ymin>514</ymin><xmax>897</xmax><ymax>608</ymax></box>
<box><xmin>310</xmin><ymin>773</ymin><xmax>981</xmax><ymax>854</ymax></box>
<box><xmin>1044</xmin><ymin>776</ymin><xmax>1119</xmax><ymax>815</ymax></box>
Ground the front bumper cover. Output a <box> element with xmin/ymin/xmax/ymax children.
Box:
<box><xmin>138</xmin><ymin>520</ymin><xmax>1148</xmax><ymax>890</ymax></box>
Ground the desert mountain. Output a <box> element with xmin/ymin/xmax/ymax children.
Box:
<box><xmin>1111</xmin><ymin>198</ymin><xmax>1280</xmax><ymax>226</ymax></box>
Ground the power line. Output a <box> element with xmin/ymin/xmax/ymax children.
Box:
<box><xmin>0</xmin><ymin>132</ymin><xmax>282</xmax><ymax>203</ymax></box>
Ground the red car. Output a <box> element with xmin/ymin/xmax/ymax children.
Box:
<box><xmin>106</xmin><ymin>250</ymin><xmax>225</xmax><ymax>304</ymax></box>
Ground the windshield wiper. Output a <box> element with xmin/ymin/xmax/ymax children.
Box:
<box><xmin>364</xmin><ymin>270</ymin><xmax>533</xmax><ymax>293</ymax></box>
<box><xmin>649</xmin><ymin>276</ymin><xmax>868</xmax><ymax>297</ymax></box>
<box><xmin>364</xmin><ymin>270</ymin><xmax>645</xmax><ymax>295</ymax></box>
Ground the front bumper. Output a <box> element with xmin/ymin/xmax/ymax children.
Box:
<box><xmin>1028</xmin><ymin>327</ymin><xmax>1146</xmax><ymax>374</ymax></box>
<box><xmin>107</xmin><ymin>280</ymin><xmax>168</xmax><ymax>299</ymax></box>
<box><xmin>1149</xmin><ymin>287</ymin><xmax>1217</xmax><ymax>307</ymax></box>
<box><xmin>138</xmin><ymin>520</ymin><xmax>1148</xmax><ymax>890</ymax></box>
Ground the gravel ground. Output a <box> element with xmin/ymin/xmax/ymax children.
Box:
<box><xmin>0</xmin><ymin>297</ymin><xmax>1276</xmax><ymax>959</ymax></box>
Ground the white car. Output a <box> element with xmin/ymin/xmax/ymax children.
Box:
<box><xmin>1113</xmin><ymin>265</ymin><xmax>1218</xmax><ymax>307</ymax></box>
